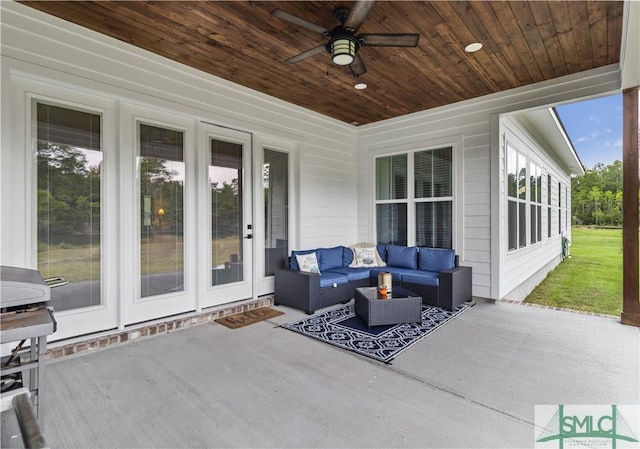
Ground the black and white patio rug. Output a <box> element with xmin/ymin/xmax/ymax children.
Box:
<box><xmin>280</xmin><ymin>300</ymin><xmax>474</xmax><ymax>363</ymax></box>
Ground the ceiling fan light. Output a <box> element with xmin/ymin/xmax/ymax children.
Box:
<box><xmin>331</xmin><ymin>38</ymin><xmax>356</xmax><ymax>65</ymax></box>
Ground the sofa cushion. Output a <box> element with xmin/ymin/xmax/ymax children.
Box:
<box><xmin>402</xmin><ymin>271</ymin><xmax>440</xmax><ymax>287</ymax></box>
<box><xmin>342</xmin><ymin>246</ymin><xmax>354</xmax><ymax>266</ymax></box>
<box><xmin>317</xmin><ymin>246</ymin><xmax>345</xmax><ymax>271</ymax></box>
<box><xmin>418</xmin><ymin>248</ymin><xmax>455</xmax><ymax>272</ymax></box>
<box><xmin>290</xmin><ymin>249</ymin><xmax>316</xmax><ymax>271</ymax></box>
<box><xmin>326</xmin><ymin>267</ymin><xmax>371</xmax><ymax>282</ymax></box>
<box><xmin>296</xmin><ymin>252</ymin><xmax>320</xmax><ymax>273</ymax></box>
<box><xmin>386</xmin><ymin>245</ymin><xmax>418</xmax><ymax>269</ymax></box>
<box><xmin>377</xmin><ymin>244</ymin><xmax>388</xmax><ymax>262</ymax></box>
<box><xmin>369</xmin><ymin>266</ymin><xmax>416</xmax><ymax>281</ymax></box>
<box><xmin>318</xmin><ymin>271</ymin><xmax>349</xmax><ymax>288</ymax></box>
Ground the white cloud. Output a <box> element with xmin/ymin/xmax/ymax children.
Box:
<box><xmin>577</xmin><ymin>131</ymin><xmax>600</xmax><ymax>142</ymax></box>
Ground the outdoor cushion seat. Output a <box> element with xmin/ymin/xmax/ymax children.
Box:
<box><xmin>318</xmin><ymin>271</ymin><xmax>349</xmax><ymax>288</ymax></box>
<box><xmin>401</xmin><ymin>271</ymin><xmax>440</xmax><ymax>287</ymax></box>
<box><xmin>368</xmin><ymin>266</ymin><xmax>416</xmax><ymax>281</ymax></box>
<box><xmin>326</xmin><ymin>267</ymin><xmax>371</xmax><ymax>281</ymax></box>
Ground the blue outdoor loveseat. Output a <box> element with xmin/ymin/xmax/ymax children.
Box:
<box><xmin>274</xmin><ymin>244</ymin><xmax>472</xmax><ymax>314</ymax></box>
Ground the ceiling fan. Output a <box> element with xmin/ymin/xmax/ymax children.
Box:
<box><xmin>271</xmin><ymin>0</ymin><xmax>420</xmax><ymax>77</ymax></box>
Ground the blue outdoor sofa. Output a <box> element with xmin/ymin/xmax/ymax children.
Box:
<box><xmin>274</xmin><ymin>244</ymin><xmax>472</xmax><ymax>314</ymax></box>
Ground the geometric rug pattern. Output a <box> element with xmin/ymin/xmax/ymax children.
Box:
<box><xmin>281</xmin><ymin>301</ymin><xmax>474</xmax><ymax>363</ymax></box>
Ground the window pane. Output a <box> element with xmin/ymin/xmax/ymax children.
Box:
<box><xmin>518</xmin><ymin>153</ymin><xmax>527</xmax><ymax>200</ymax></box>
<box><xmin>537</xmin><ymin>205</ymin><xmax>542</xmax><ymax>242</ymax></box>
<box><xmin>416</xmin><ymin>201</ymin><xmax>452</xmax><ymax>248</ymax></box>
<box><xmin>376</xmin><ymin>154</ymin><xmax>407</xmax><ymax>200</ymax></box>
<box><xmin>530</xmin><ymin>205</ymin><xmax>537</xmax><ymax>244</ymax></box>
<box><xmin>507</xmin><ymin>146</ymin><xmax>517</xmax><ymax>198</ymax></box>
<box><xmin>37</xmin><ymin>102</ymin><xmax>102</xmax><ymax>311</ymax></box>
<box><xmin>139</xmin><ymin>123</ymin><xmax>184</xmax><ymax>297</ymax></box>
<box><xmin>530</xmin><ymin>161</ymin><xmax>537</xmax><ymax>204</ymax></box>
<box><xmin>264</xmin><ymin>149</ymin><xmax>288</xmax><ymax>276</ymax></box>
<box><xmin>508</xmin><ymin>201</ymin><xmax>517</xmax><ymax>251</ymax></box>
<box><xmin>415</xmin><ymin>147</ymin><xmax>451</xmax><ymax>198</ymax></box>
<box><xmin>536</xmin><ymin>166</ymin><xmax>542</xmax><ymax>203</ymax></box>
<box><xmin>548</xmin><ymin>207</ymin><xmax>552</xmax><ymax>238</ymax></box>
<box><xmin>518</xmin><ymin>202</ymin><xmax>526</xmax><ymax>248</ymax></box>
<box><xmin>376</xmin><ymin>203</ymin><xmax>407</xmax><ymax>246</ymax></box>
<box><xmin>547</xmin><ymin>174</ymin><xmax>552</xmax><ymax>205</ymax></box>
<box><xmin>210</xmin><ymin>139</ymin><xmax>243</xmax><ymax>286</ymax></box>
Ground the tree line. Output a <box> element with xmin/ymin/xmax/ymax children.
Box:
<box><xmin>572</xmin><ymin>160</ymin><xmax>622</xmax><ymax>227</ymax></box>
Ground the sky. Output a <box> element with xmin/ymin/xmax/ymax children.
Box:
<box><xmin>555</xmin><ymin>93</ymin><xmax>623</xmax><ymax>170</ymax></box>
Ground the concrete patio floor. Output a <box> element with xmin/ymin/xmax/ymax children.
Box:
<box><xmin>37</xmin><ymin>299</ymin><xmax>639</xmax><ymax>448</ymax></box>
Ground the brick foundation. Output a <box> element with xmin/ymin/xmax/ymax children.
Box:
<box><xmin>47</xmin><ymin>296</ymin><xmax>274</xmax><ymax>362</ymax></box>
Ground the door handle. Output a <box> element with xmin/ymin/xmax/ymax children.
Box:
<box><xmin>244</xmin><ymin>234</ymin><xmax>253</xmax><ymax>239</ymax></box>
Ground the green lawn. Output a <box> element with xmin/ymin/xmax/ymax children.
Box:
<box><xmin>524</xmin><ymin>227</ymin><xmax>623</xmax><ymax>316</ymax></box>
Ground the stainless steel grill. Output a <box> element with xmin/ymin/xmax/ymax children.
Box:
<box><xmin>1</xmin><ymin>266</ymin><xmax>58</xmax><ymax>448</ymax></box>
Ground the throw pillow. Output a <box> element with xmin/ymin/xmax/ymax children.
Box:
<box><xmin>296</xmin><ymin>252</ymin><xmax>320</xmax><ymax>273</ymax></box>
<box><xmin>348</xmin><ymin>243</ymin><xmax>386</xmax><ymax>267</ymax></box>
<box><xmin>351</xmin><ymin>247</ymin><xmax>379</xmax><ymax>267</ymax></box>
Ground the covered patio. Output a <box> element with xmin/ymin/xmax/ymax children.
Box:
<box><xmin>35</xmin><ymin>299</ymin><xmax>639</xmax><ymax>448</ymax></box>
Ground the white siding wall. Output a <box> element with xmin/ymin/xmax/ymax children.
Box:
<box><xmin>498</xmin><ymin>116</ymin><xmax>572</xmax><ymax>301</ymax></box>
<box><xmin>0</xmin><ymin>1</ymin><xmax>359</xmax><ymax>270</ymax></box>
<box><xmin>357</xmin><ymin>66</ymin><xmax>621</xmax><ymax>299</ymax></box>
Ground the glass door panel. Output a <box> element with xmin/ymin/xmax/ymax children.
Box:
<box><xmin>263</xmin><ymin>149</ymin><xmax>289</xmax><ymax>276</ymax></box>
<box><xmin>139</xmin><ymin>124</ymin><xmax>185</xmax><ymax>297</ymax></box>
<box><xmin>36</xmin><ymin>103</ymin><xmax>102</xmax><ymax>312</ymax></box>
<box><xmin>210</xmin><ymin>139</ymin><xmax>243</xmax><ymax>286</ymax></box>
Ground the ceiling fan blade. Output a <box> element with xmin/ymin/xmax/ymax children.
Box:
<box><xmin>359</xmin><ymin>34</ymin><xmax>420</xmax><ymax>47</ymax></box>
<box><xmin>349</xmin><ymin>54</ymin><xmax>367</xmax><ymax>77</ymax></box>
<box><xmin>343</xmin><ymin>0</ymin><xmax>377</xmax><ymax>32</ymax></box>
<box><xmin>271</xmin><ymin>9</ymin><xmax>328</xmax><ymax>35</ymax></box>
<box><xmin>285</xmin><ymin>44</ymin><xmax>327</xmax><ymax>64</ymax></box>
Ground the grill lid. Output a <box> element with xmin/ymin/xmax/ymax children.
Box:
<box><xmin>1</xmin><ymin>266</ymin><xmax>50</xmax><ymax>309</ymax></box>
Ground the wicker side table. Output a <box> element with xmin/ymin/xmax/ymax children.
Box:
<box><xmin>354</xmin><ymin>286</ymin><xmax>422</xmax><ymax>329</ymax></box>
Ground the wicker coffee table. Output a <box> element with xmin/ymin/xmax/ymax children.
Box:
<box><xmin>354</xmin><ymin>286</ymin><xmax>422</xmax><ymax>329</ymax></box>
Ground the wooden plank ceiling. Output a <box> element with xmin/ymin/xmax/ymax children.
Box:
<box><xmin>20</xmin><ymin>1</ymin><xmax>624</xmax><ymax>126</ymax></box>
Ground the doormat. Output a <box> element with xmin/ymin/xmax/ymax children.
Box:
<box><xmin>280</xmin><ymin>301</ymin><xmax>474</xmax><ymax>363</ymax></box>
<box><xmin>215</xmin><ymin>307</ymin><xmax>284</xmax><ymax>329</ymax></box>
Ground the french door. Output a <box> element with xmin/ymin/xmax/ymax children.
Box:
<box><xmin>198</xmin><ymin>123</ymin><xmax>254</xmax><ymax>308</ymax></box>
<box><xmin>121</xmin><ymin>106</ymin><xmax>197</xmax><ymax>325</ymax></box>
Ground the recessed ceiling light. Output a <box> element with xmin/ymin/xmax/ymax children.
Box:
<box><xmin>354</xmin><ymin>83</ymin><xmax>367</xmax><ymax>90</ymax></box>
<box><xmin>465</xmin><ymin>42</ymin><xmax>483</xmax><ymax>53</ymax></box>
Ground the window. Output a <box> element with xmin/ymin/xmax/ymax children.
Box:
<box><xmin>565</xmin><ymin>185</ymin><xmax>569</xmax><ymax>231</ymax></box>
<box><xmin>375</xmin><ymin>147</ymin><xmax>453</xmax><ymax>248</ymax></box>
<box><xmin>139</xmin><ymin>123</ymin><xmax>185</xmax><ymax>297</ymax></box>
<box><xmin>507</xmin><ymin>144</ymin><xmax>527</xmax><ymax>251</ymax></box>
<box><xmin>530</xmin><ymin>161</ymin><xmax>542</xmax><ymax>244</ymax></box>
<box><xmin>263</xmin><ymin>149</ymin><xmax>289</xmax><ymax>277</ymax></box>
<box><xmin>558</xmin><ymin>181</ymin><xmax>562</xmax><ymax>235</ymax></box>
<box><xmin>36</xmin><ymin>102</ymin><xmax>102</xmax><ymax>311</ymax></box>
<box><xmin>547</xmin><ymin>174</ymin><xmax>552</xmax><ymax>238</ymax></box>
<box><xmin>376</xmin><ymin>154</ymin><xmax>408</xmax><ymax>246</ymax></box>
<box><xmin>414</xmin><ymin>148</ymin><xmax>452</xmax><ymax>248</ymax></box>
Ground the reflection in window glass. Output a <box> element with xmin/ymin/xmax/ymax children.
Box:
<box><xmin>376</xmin><ymin>203</ymin><xmax>407</xmax><ymax>246</ymax></box>
<box><xmin>210</xmin><ymin>139</ymin><xmax>243</xmax><ymax>286</ymax></box>
<box><xmin>415</xmin><ymin>148</ymin><xmax>451</xmax><ymax>198</ymax></box>
<box><xmin>264</xmin><ymin>149</ymin><xmax>288</xmax><ymax>276</ymax></box>
<box><xmin>37</xmin><ymin>102</ymin><xmax>102</xmax><ymax>311</ymax></box>
<box><xmin>376</xmin><ymin>154</ymin><xmax>407</xmax><ymax>200</ymax></box>
<box><xmin>416</xmin><ymin>201</ymin><xmax>452</xmax><ymax>248</ymax></box>
<box><xmin>139</xmin><ymin>123</ymin><xmax>184</xmax><ymax>297</ymax></box>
